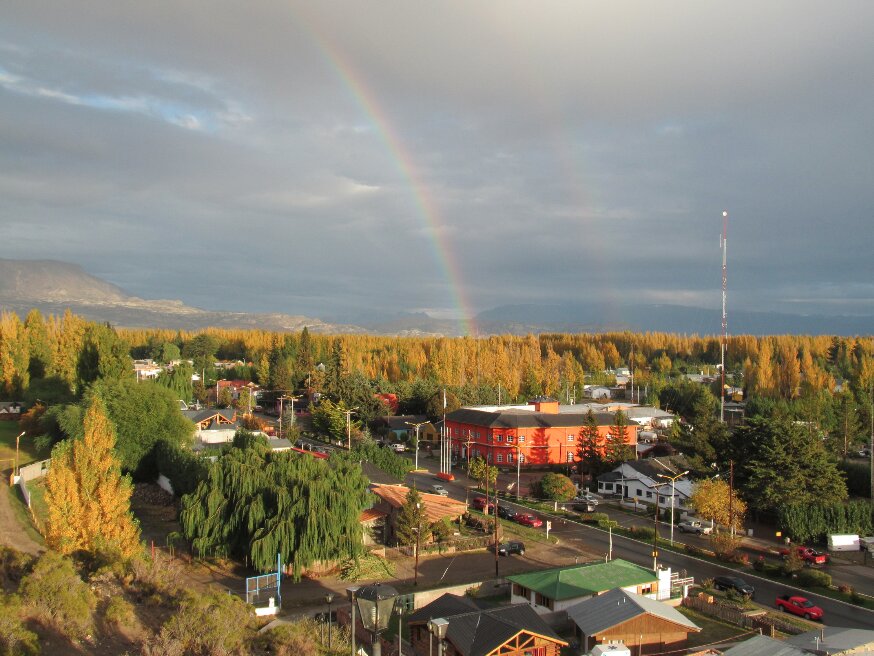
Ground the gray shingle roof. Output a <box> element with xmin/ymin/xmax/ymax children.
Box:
<box><xmin>784</xmin><ymin>627</ymin><xmax>874</xmax><ymax>654</ymax></box>
<box><xmin>722</xmin><ymin>635</ymin><xmax>808</xmax><ymax>656</ymax></box>
<box><xmin>407</xmin><ymin>594</ymin><xmax>565</xmax><ymax>656</ymax></box>
<box><xmin>447</xmin><ymin>407</ymin><xmax>615</xmax><ymax>429</ymax></box>
<box><xmin>566</xmin><ymin>588</ymin><xmax>700</xmax><ymax>636</ymax></box>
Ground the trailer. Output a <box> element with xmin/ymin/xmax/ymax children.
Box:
<box><xmin>828</xmin><ymin>534</ymin><xmax>860</xmax><ymax>552</ymax></box>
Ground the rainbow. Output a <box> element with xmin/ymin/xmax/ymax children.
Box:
<box><xmin>298</xmin><ymin>22</ymin><xmax>477</xmax><ymax>335</ymax></box>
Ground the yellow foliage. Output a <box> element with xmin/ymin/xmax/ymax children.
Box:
<box><xmin>45</xmin><ymin>397</ymin><xmax>141</xmax><ymax>558</ymax></box>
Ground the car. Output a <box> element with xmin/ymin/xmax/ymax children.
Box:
<box><xmin>497</xmin><ymin>541</ymin><xmax>526</xmax><ymax>556</ymax></box>
<box><xmin>778</xmin><ymin>546</ymin><xmax>829</xmax><ymax>566</ymax></box>
<box><xmin>515</xmin><ymin>513</ymin><xmax>543</xmax><ymax>528</ymax></box>
<box><xmin>575</xmin><ymin>491</ymin><xmax>600</xmax><ymax>503</ymax></box>
<box><xmin>471</xmin><ymin>496</ymin><xmax>494</xmax><ymax>513</ymax></box>
<box><xmin>431</xmin><ymin>484</ymin><xmax>449</xmax><ymax>497</ymax></box>
<box><xmin>390</xmin><ymin>443</ymin><xmax>406</xmax><ymax>452</ymax></box>
<box><xmin>776</xmin><ymin>595</ymin><xmax>824</xmax><ymax>621</ymax></box>
<box><xmin>678</xmin><ymin>520</ymin><xmax>713</xmax><ymax>535</ymax></box>
<box><xmin>497</xmin><ymin>504</ymin><xmax>516</xmax><ymax>519</ymax></box>
<box><xmin>572</xmin><ymin>501</ymin><xmax>598</xmax><ymax>513</ymax></box>
<box><xmin>713</xmin><ymin>575</ymin><xmax>755</xmax><ymax>598</ymax></box>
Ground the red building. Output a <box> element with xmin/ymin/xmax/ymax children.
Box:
<box><xmin>445</xmin><ymin>397</ymin><xmax>637</xmax><ymax>469</ymax></box>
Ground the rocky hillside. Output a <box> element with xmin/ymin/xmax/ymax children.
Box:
<box><xmin>0</xmin><ymin>258</ymin><xmax>356</xmax><ymax>333</ymax></box>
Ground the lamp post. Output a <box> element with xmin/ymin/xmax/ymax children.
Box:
<box><xmin>355</xmin><ymin>583</ymin><xmax>398</xmax><ymax>656</ymax></box>
<box><xmin>325</xmin><ymin>593</ymin><xmax>334</xmax><ymax>649</ymax></box>
<box><xmin>13</xmin><ymin>431</ymin><xmax>25</xmax><ymax>478</ymax></box>
<box><xmin>428</xmin><ymin>618</ymin><xmax>449</xmax><ymax>656</ymax></box>
<box><xmin>657</xmin><ymin>469</ymin><xmax>689</xmax><ymax>546</ymax></box>
<box><xmin>406</xmin><ymin>421</ymin><xmax>427</xmax><ymax>470</ymax></box>
<box><xmin>347</xmin><ymin>586</ymin><xmax>360</xmax><ymax>656</ymax></box>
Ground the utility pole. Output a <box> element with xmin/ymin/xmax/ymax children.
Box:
<box><xmin>728</xmin><ymin>459</ymin><xmax>735</xmax><ymax>537</ymax></box>
<box><xmin>406</xmin><ymin>421</ymin><xmax>427</xmax><ymax>470</ymax></box>
<box><xmin>345</xmin><ymin>408</ymin><xmax>357</xmax><ymax>450</ymax></box>
<box><xmin>658</xmin><ymin>469</ymin><xmax>689</xmax><ymax>546</ymax></box>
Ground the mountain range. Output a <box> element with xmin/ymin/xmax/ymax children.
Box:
<box><xmin>0</xmin><ymin>258</ymin><xmax>870</xmax><ymax>336</ymax></box>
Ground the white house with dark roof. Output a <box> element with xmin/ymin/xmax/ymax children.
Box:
<box><xmin>597</xmin><ymin>457</ymin><xmax>693</xmax><ymax>511</ymax></box>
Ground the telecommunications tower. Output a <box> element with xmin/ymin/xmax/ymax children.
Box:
<box><xmin>720</xmin><ymin>210</ymin><xmax>728</xmax><ymax>423</ymax></box>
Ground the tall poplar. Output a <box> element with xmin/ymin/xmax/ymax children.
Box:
<box><xmin>45</xmin><ymin>397</ymin><xmax>141</xmax><ymax>558</ymax></box>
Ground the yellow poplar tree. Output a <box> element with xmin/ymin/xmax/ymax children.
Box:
<box><xmin>45</xmin><ymin>397</ymin><xmax>140</xmax><ymax>558</ymax></box>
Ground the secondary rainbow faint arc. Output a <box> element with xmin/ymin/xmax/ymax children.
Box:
<box><xmin>308</xmin><ymin>35</ymin><xmax>477</xmax><ymax>336</ymax></box>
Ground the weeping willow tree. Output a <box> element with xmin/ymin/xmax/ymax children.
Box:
<box><xmin>180</xmin><ymin>433</ymin><xmax>371</xmax><ymax>578</ymax></box>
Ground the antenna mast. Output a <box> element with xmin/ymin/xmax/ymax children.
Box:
<box><xmin>720</xmin><ymin>210</ymin><xmax>728</xmax><ymax>423</ymax></box>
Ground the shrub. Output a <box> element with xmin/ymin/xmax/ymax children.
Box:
<box><xmin>838</xmin><ymin>583</ymin><xmax>854</xmax><ymax>595</ymax></box>
<box><xmin>796</xmin><ymin>569</ymin><xmax>832</xmax><ymax>588</ymax></box>
<box><xmin>630</xmin><ymin>526</ymin><xmax>655</xmax><ymax>541</ymax></box>
<box><xmin>103</xmin><ymin>596</ymin><xmax>135</xmax><ymax>627</ymax></box>
<box><xmin>685</xmin><ymin>544</ymin><xmax>709</xmax><ymax>558</ymax></box>
<box><xmin>153</xmin><ymin>590</ymin><xmax>253</xmax><ymax>656</ymax></box>
<box><xmin>581</xmin><ymin>512</ymin><xmax>609</xmax><ymax>524</ymax></box>
<box><xmin>19</xmin><ymin>551</ymin><xmax>95</xmax><ymax>640</ymax></box>
<box><xmin>851</xmin><ymin>590</ymin><xmax>865</xmax><ymax>606</ymax></box>
<box><xmin>753</xmin><ymin>556</ymin><xmax>766</xmax><ymax>571</ymax></box>
<box><xmin>0</xmin><ymin>595</ymin><xmax>39</xmax><ymax>656</ymax></box>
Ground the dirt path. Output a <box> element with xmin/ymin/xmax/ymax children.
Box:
<box><xmin>0</xmin><ymin>476</ymin><xmax>45</xmax><ymax>555</ymax></box>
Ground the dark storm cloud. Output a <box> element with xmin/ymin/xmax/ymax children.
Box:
<box><xmin>1</xmin><ymin>1</ymin><xmax>873</xmax><ymax>323</ymax></box>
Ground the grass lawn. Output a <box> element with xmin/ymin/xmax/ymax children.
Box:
<box><xmin>2</xmin><ymin>483</ymin><xmax>46</xmax><ymax>547</ymax></box>
<box><xmin>677</xmin><ymin>606</ymin><xmax>752</xmax><ymax>649</ymax></box>
<box><xmin>0</xmin><ymin>421</ymin><xmax>51</xmax><ymax>471</ymax></box>
<box><xmin>26</xmin><ymin>476</ymin><xmax>49</xmax><ymax>534</ymax></box>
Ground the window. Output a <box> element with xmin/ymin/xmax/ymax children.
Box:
<box><xmin>646</xmin><ymin>491</ymin><xmax>653</xmax><ymax>498</ymax></box>
<box><xmin>518</xmin><ymin>435</ymin><xmax>526</xmax><ymax>443</ymax></box>
<box><xmin>508</xmin><ymin>452</ymin><xmax>514</xmax><ymax>463</ymax></box>
<box><xmin>497</xmin><ymin>435</ymin><xmax>503</xmax><ymax>443</ymax></box>
<box><xmin>659</xmin><ymin>495</ymin><xmax>666</xmax><ymax>504</ymax></box>
<box><xmin>496</xmin><ymin>453</ymin><xmax>503</xmax><ymax>463</ymax></box>
<box><xmin>567</xmin><ymin>435</ymin><xmax>575</xmax><ymax>442</ymax></box>
<box><xmin>639</xmin><ymin>584</ymin><xmax>653</xmax><ymax>595</ymax></box>
<box><xmin>506</xmin><ymin>435</ymin><xmax>514</xmax><ymax>443</ymax></box>
<box><xmin>519</xmin><ymin>454</ymin><xmax>525</xmax><ymax>463</ymax></box>
<box><xmin>566</xmin><ymin>452</ymin><xmax>574</xmax><ymax>462</ymax></box>
<box><xmin>636</xmin><ymin>488</ymin><xmax>643</xmax><ymax>496</ymax></box>
<box><xmin>603</xmin><ymin>483</ymin><xmax>613</xmax><ymax>491</ymax></box>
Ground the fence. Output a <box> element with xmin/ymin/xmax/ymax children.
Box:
<box><xmin>18</xmin><ymin>458</ymin><xmax>50</xmax><ymax>482</ymax></box>
<box><xmin>390</xmin><ymin>534</ymin><xmax>494</xmax><ymax>558</ymax></box>
<box><xmin>682</xmin><ymin>595</ymin><xmax>804</xmax><ymax>636</ymax></box>
<box><xmin>18</xmin><ymin>477</ymin><xmax>31</xmax><ymax>509</ymax></box>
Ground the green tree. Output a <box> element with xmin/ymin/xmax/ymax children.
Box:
<box><xmin>312</xmin><ymin>398</ymin><xmax>355</xmax><ymax>443</ymax></box>
<box><xmin>159</xmin><ymin>341</ymin><xmax>181</xmax><ymax>364</ymax></box>
<box><xmin>539</xmin><ymin>473</ymin><xmax>576</xmax><ymax>502</ymax></box>
<box><xmin>577</xmin><ymin>410</ymin><xmax>605</xmax><ymax>478</ymax></box>
<box><xmin>76</xmin><ymin>322</ymin><xmax>133</xmax><ymax>390</ymax></box>
<box><xmin>180</xmin><ymin>437</ymin><xmax>371</xmax><ymax>578</ymax></box>
<box><xmin>396</xmin><ymin>486</ymin><xmax>427</xmax><ymax>547</ymax></box>
<box><xmin>469</xmin><ymin>456</ymin><xmax>497</xmax><ymax>488</ymax></box>
<box><xmin>183</xmin><ymin>333</ymin><xmax>219</xmax><ymax>382</ymax></box>
<box><xmin>24</xmin><ymin>308</ymin><xmax>53</xmax><ymax>380</ymax></box>
<box><xmin>605</xmin><ymin>411</ymin><xmax>633</xmax><ymax>464</ymax></box>
<box><xmin>736</xmin><ymin>417</ymin><xmax>848</xmax><ymax>512</ymax></box>
<box><xmin>156</xmin><ymin>361</ymin><xmax>194</xmax><ymax>403</ymax></box>
<box><xmin>93</xmin><ymin>378</ymin><xmax>194</xmax><ymax>479</ymax></box>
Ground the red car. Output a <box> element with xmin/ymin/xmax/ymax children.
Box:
<box><xmin>470</xmin><ymin>497</ymin><xmax>494</xmax><ymax>513</ymax></box>
<box><xmin>776</xmin><ymin>595</ymin><xmax>824</xmax><ymax>621</ymax></box>
<box><xmin>778</xmin><ymin>546</ymin><xmax>829</xmax><ymax>566</ymax></box>
<box><xmin>515</xmin><ymin>513</ymin><xmax>543</xmax><ymax>528</ymax></box>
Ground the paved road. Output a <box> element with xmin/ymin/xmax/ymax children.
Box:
<box><xmin>398</xmin><ymin>457</ymin><xmax>874</xmax><ymax>630</ymax></box>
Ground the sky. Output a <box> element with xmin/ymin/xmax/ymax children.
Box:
<box><xmin>1</xmin><ymin>2</ymin><xmax>873</xmax><ymax>332</ymax></box>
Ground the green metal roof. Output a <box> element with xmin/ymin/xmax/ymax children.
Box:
<box><xmin>507</xmin><ymin>559</ymin><xmax>657</xmax><ymax>601</ymax></box>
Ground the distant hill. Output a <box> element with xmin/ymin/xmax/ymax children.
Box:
<box><xmin>0</xmin><ymin>258</ymin><xmax>358</xmax><ymax>333</ymax></box>
<box><xmin>1</xmin><ymin>258</ymin><xmax>870</xmax><ymax>335</ymax></box>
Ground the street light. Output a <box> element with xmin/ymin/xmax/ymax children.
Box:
<box><xmin>347</xmin><ymin>586</ymin><xmax>360</xmax><ymax>656</ymax></box>
<box><xmin>325</xmin><ymin>592</ymin><xmax>335</xmax><ymax>649</ymax></box>
<box><xmin>355</xmin><ymin>583</ymin><xmax>399</xmax><ymax>656</ymax></box>
<box><xmin>428</xmin><ymin>618</ymin><xmax>449</xmax><ymax>656</ymax></box>
<box><xmin>657</xmin><ymin>469</ymin><xmax>689</xmax><ymax>546</ymax></box>
<box><xmin>406</xmin><ymin>421</ymin><xmax>427</xmax><ymax>471</ymax></box>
